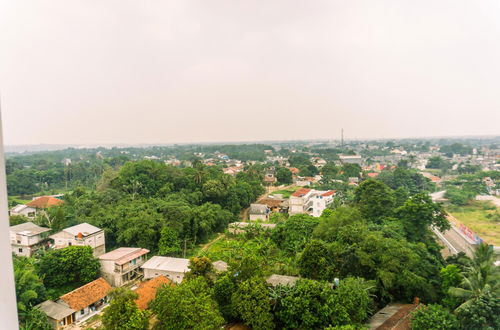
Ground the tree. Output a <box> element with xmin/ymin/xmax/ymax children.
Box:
<box><xmin>10</xmin><ymin>214</ymin><xmax>28</xmax><ymax>226</ymax></box>
<box><xmin>272</xmin><ymin>214</ymin><xmax>319</xmax><ymax>254</ymax></box>
<box><xmin>14</xmin><ymin>257</ymin><xmax>46</xmax><ymax>320</ymax></box>
<box><xmin>298</xmin><ymin>240</ymin><xmax>333</xmax><ymax>281</ymax></box>
<box><xmin>440</xmin><ymin>265</ymin><xmax>463</xmax><ymax>309</ymax></box>
<box><xmin>37</xmin><ymin>246</ymin><xmax>100</xmax><ymax>289</ymax></box>
<box><xmin>102</xmin><ymin>288</ymin><xmax>149</xmax><ymax>330</ymax></box>
<box><xmin>276</xmin><ymin>167</ymin><xmax>293</xmax><ymax>185</ymax></box>
<box><xmin>185</xmin><ymin>256</ymin><xmax>214</xmax><ymax>282</ymax></box>
<box><xmin>410</xmin><ymin>304</ymin><xmax>459</xmax><ymax>330</ymax></box>
<box><xmin>158</xmin><ymin>226</ymin><xmax>181</xmax><ymax>256</ymax></box>
<box><xmin>152</xmin><ymin>277</ymin><xmax>224</xmax><ymax>330</ymax></box>
<box><xmin>395</xmin><ymin>193</ymin><xmax>449</xmax><ymax>242</ymax></box>
<box><xmin>231</xmin><ymin>277</ymin><xmax>274</xmax><ymax>330</ymax></box>
<box><xmin>353</xmin><ymin>180</ymin><xmax>395</xmax><ymax>223</ymax></box>
<box><xmin>455</xmin><ymin>293</ymin><xmax>500</xmax><ymax>330</ymax></box>
<box><xmin>449</xmin><ymin>244</ymin><xmax>500</xmax><ymax>311</ymax></box>
<box><xmin>213</xmin><ymin>273</ymin><xmax>237</xmax><ymax>321</ymax></box>
<box><xmin>20</xmin><ymin>308</ymin><xmax>52</xmax><ymax>330</ymax></box>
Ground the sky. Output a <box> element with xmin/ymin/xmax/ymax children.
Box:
<box><xmin>0</xmin><ymin>0</ymin><xmax>499</xmax><ymax>146</ymax></box>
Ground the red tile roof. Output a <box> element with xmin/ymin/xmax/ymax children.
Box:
<box><xmin>134</xmin><ymin>276</ymin><xmax>171</xmax><ymax>310</ymax></box>
<box><xmin>321</xmin><ymin>190</ymin><xmax>336</xmax><ymax>197</ymax></box>
<box><xmin>291</xmin><ymin>188</ymin><xmax>311</xmax><ymax>197</ymax></box>
<box><xmin>367</xmin><ymin>172</ymin><xmax>379</xmax><ymax>178</ymax></box>
<box><xmin>26</xmin><ymin>196</ymin><xmax>64</xmax><ymax>209</ymax></box>
<box><xmin>288</xmin><ymin>167</ymin><xmax>300</xmax><ymax>174</ymax></box>
<box><xmin>59</xmin><ymin>278</ymin><xmax>111</xmax><ymax>311</ymax></box>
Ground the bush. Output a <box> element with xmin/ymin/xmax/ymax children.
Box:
<box><xmin>411</xmin><ymin>304</ymin><xmax>458</xmax><ymax>330</ymax></box>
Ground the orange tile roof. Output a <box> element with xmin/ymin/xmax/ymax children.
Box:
<box><xmin>288</xmin><ymin>167</ymin><xmax>300</xmax><ymax>174</ymax></box>
<box><xmin>59</xmin><ymin>278</ymin><xmax>111</xmax><ymax>311</ymax></box>
<box><xmin>321</xmin><ymin>190</ymin><xmax>336</xmax><ymax>197</ymax></box>
<box><xmin>134</xmin><ymin>276</ymin><xmax>171</xmax><ymax>310</ymax></box>
<box><xmin>291</xmin><ymin>188</ymin><xmax>311</xmax><ymax>197</ymax></box>
<box><xmin>26</xmin><ymin>196</ymin><xmax>64</xmax><ymax>209</ymax></box>
<box><xmin>367</xmin><ymin>172</ymin><xmax>379</xmax><ymax>178</ymax></box>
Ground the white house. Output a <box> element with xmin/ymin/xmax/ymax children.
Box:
<box><xmin>9</xmin><ymin>204</ymin><xmax>37</xmax><ymax>218</ymax></box>
<box><xmin>141</xmin><ymin>256</ymin><xmax>190</xmax><ymax>283</ymax></box>
<box><xmin>50</xmin><ymin>223</ymin><xmax>106</xmax><ymax>256</ymax></box>
<box><xmin>99</xmin><ymin>247</ymin><xmax>149</xmax><ymax>287</ymax></box>
<box><xmin>9</xmin><ymin>222</ymin><xmax>51</xmax><ymax>257</ymax></box>
<box><xmin>58</xmin><ymin>278</ymin><xmax>111</xmax><ymax>322</ymax></box>
<box><xmin>339</xmin><ymin>155</ymin><xmax>363</xmax><ymax>165</ymax></box>
<box><xmin>288</xmin><ymin>188</ymin><xmax>335</xmax><ymax>217</ymax></box>
<box><xmin>248</xmin><ymin>204</ymin><xmax>269</xmax><ymax>221</ymax></box>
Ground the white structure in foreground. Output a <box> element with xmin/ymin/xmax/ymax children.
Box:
<box><xmin>288</xmin><ymin>188</ymin><xmax>335</xmax><ymax>217</ymax></box>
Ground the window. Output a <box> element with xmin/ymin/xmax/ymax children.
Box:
<box><xmin>68</xmin><ymin>242</ymin><xmax>72</xmax><ymax>246</ymax></box>
<box><xmin>16</xmin><ymin>240</ymin><xmax>20</xmax><ymax>244</ymax></box>
<box><xmin>18</xmin><ymin>248</ymin><xmax>22</xmax><ymax>253</ymax></box>
<box><xmin>80</xmin><ymin>309</ymin><xmax>84</xmax><ymax>315</ymax></box>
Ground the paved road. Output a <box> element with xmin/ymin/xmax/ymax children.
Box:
<box><xmin>437</xmin><ymin>223</ymin><xmax>477</xmax><ymax>258</ymax></box>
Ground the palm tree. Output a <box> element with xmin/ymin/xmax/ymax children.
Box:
<box><xmin>449</xmin><ymin>243</ymin><xmax>500</xmax><ymax>311</ymax></box>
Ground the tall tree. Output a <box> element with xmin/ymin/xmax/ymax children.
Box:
<box><xmin>102</xmin><ymin>288</ymin><xmax>149</xmax><ymax>330</ymax></box>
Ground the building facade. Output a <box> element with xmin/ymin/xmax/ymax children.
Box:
<box><xmin>99</xmin><ymin>247</ymin><xmax>150</xmax><ymax>287</ymax></box>
<box><xmin>9</xmin><ymin>222</ymin><xmax>51</xmax><ymax>257</ymax></box>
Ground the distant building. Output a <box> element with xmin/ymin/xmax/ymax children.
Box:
<box><xmin>212</xmin><ymin>260</ymin><xmax>229</xmax><ymax>273</ymax></box>
<box><xmin>266</xmin><ymin>274</ymin><xmax>300</xmax><ymax>287</ymax></box>
<box><xmin>9</xmin><ymin>204</ymin><xmax>37</xmax><ymax>218</ymax></box>
<box><xmin>50</xmin><ymin>223</ymin><xmax>106</xmax><ymax>256</ymax></box>
<box><xmin>339</xmin><ymin>155</ymin><xmax>363</xmax><ymax>165</ymax></box>
<box><xmin>9</xmin><ymin>222</ymin><xmax>51</xmax><ymax>257</ymax></box>
<box><xmin>248</xmin><ymin>203</ymin><xmax>270</xmax><ymax>221</ymax></box>
<box><xmin>99</xmin><ymin>247</ymin><xmax>150</xmax><ymax>287</ymax></box>
<box><xmin>141</xmin><ymin>256</ymin><xmax>190</xmax><ymax>283</ymax></box>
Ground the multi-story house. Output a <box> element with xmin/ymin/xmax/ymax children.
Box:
<box><xmin>288</xmin><ymin>188</ymin><xmax>335</xmax><ymax>217</ymax></box>
<box><xmin>10</xmin><ymin>222</ymin><xmax>51</xmax><ymax>257</ymax></box>
<box><xmin>98</xmin><ymin>247</ymin><xmax>150</xmax><ymax>287</ymax></box>
<box><xmin>50</xmin><ymin>223</ymin><xmax>106</xmax><ymax>256</ymax></box>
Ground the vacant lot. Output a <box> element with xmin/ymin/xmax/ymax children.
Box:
<box><xmin>447</xmin><ymin>201</ymin><xmax>500</xmax><ymax>246</ymax></box>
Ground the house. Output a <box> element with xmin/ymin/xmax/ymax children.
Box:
<box><xmin>264</xmin><ymin>173</ymin><xmax>277</xmax><ymax>184</ymax></box>
<box><xmin>9</xmin><ymin>204</ymin><xmax>37</xmax><ymax>218</ymax></box>
<box><xmin>259</xmin><ymin>197</ymin><xmax>288</xmax><ymax>213</ymax></box>
<box><xmin>134</xmin><ymin>275</ymin><xmax>171</xmax><ymax>310</ymax></box>
<box><xmin>36</xmin><ymin>300</ymin><xmax>76</xmax><ymax>330</ymax></box>
<box><xmin>266</xmin><ymin>274</ymin><xmax>300</xmax><ymax>287</ymax></box>
<box><xmin>9</xmin><ymin>222</ymin><xmax>51</xmax><ymax>257</ymax></box>
<box><xmin>58</xmin><ymin>278</ymin><xmax>111</xmax><ymax>322</ymax></box>
<box><xmin>26</xmin><ymin>196</ymin><xmax>64</xmax><ymax>216</ymax></box>
<box><xmin>248</xmin><ymin>203</ymin><xmax>270</xmax><ymax>221</ymax></box>
<box><xmin>289</xmin><ymin>188</ymin><xmax>335</xmax><ymax>217</ymax></box>
<box><xmin>50</xmin><ymin>223</ymin><xmax>106</xmax><ymax>256</ymax></box>
<box><xmin>368</xmin><ymin>301</ymin><xmax>421</xmax><ymax>330</ymax></box>
<box><xmin>141</xmin><ymin>256</ymin><xmax>190</xmax><ymax>283</ymax></box>
<box><xmin>339</xmin><ymin>154</ymin><xmax>363</xmax><ymax>165</ymax></box>
<box><xmin>99</xmin><ymin>247</ymin><xmax>150</xmax><ymax>287</ymax></box>
<box><xmin>212</xmin><ymin>260</ymin><xmax>229</xmax><ymax>273</ymax></box>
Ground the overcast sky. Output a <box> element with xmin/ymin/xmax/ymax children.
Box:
<box><xmin>0</xmin><ymin>1</ymin><xmax>499</xmax><ymax>145</ymax></box>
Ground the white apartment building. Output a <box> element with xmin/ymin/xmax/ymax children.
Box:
<box><xmin>50</xmin><ymin>223</ymin><xmax>106</xmax><ymax>256</ymax></box>
<box><xmin>288</xmin><ymin>188</ymin><xmax>335</xmax><ymax>217</ymax></box>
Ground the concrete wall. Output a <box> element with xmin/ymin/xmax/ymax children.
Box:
<box><xmin>143</xmin><ymin>268</ymin><xmax>185</xmax><ymax>283</ymax></box>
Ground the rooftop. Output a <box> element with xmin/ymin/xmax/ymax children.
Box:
<box><xmin>99</xmin><ymin>247</ymin><xmax>150</xmax><ymax>266</ymax></box>
<box><xmin>141</xmin><ymin>256</ymin><xmax>190</xmax><ymax>273</ymax></box>
<box><xmin>59</xmin><ymin>278</ymin><xmax>111</xmax><ymax>311</ymax></box>
<box><xmin>36</xmin><ymin>300</ymin><xmax>75</xmax><ymax>320</ymax></box>
<box><xmin>63</xmin><ymin>223</ymin><xmax>102</xmax><ymax>237</ymax></box>
<box><xmin>291</xmin><ymin>188</ymin><xmax>311</xmax><ymax>197</ymax></box>
<box><xmin>266</xmin><ymin>274</ymin><xmax>300</xmax><ymax>287</ymax></box>
<box><xmin>134</xmin><ymin>275</ymin><xmax>171</xmax><ymax>310</ymax></box>
<box><xmin>10</xmin><ymin>222</ymin><xmax>50</xmax><ymax>236</ymax></box>
<box><xmin>249</xmin><ymin>204</ymin><xmax>268</xmax><ymax>215</ymax></box>
<box><xmin>26</xmin><ymin>196</ymin><xmax>64</xmax><ymax>209</ymax></box>
<box><xmin>212</xmin><ymin>260</ymin><xmax>229</xmax><ymax>272</ymax></box>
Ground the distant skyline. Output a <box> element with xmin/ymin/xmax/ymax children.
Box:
<box><xmin>1</xmin><ymin>1</ymin><xmax>500</xmax><ymax>145</ymax></box>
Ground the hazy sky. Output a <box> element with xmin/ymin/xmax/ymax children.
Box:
<box><xmin>1</xmin><ymin>1</ymin><xmax>499</xmax><ymax>145</ymax></box>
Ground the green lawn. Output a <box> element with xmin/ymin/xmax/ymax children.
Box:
<box><xmin>447</xmin><ymin>201</ymin><xmax>500</xmax><ymax>246</ymax></box>
<box><xmin>270</xmin><ymin>186</ymin><xmax>301</xmax><ymax>198</ymax></box>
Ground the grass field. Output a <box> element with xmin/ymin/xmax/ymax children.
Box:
<box><xmin>270</xmin><ymin>186</ymin><xmax>301</xmax><ymax>198</ymax></box>
<box><xmin>447</xmin><ymin>201</ymin><xmax>500</xmax><ymax>246</ymax></box>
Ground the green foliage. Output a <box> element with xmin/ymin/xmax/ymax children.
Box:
<box><xmin>102</xmin><ymin>288</ymin><xmax>149</xmax><ymax>330</ymax></box>
<box><xmin>158</xmin><ymin>226</ymin><xmax>181</xmax><ymax>256</ymax></box>
<box><xmin>14</xmin><ymin>257</ymin><xmax>46</xmax><ymax>319</ymax></box>
<box><xmin>232</xmin><ymin>277</ymin><xmax>274</xmax><ymax>330</ymax></box>
<box><xmin>37</xmin><ymin>246</ymin><xmax>100</xmax><ymax>289</ymax></box>
<box><xmin>272</xmin><ymin>214</ymin><xmax>319</xmax><ymax>255</ymax></box>
<box><xmin>410</xmin><ymin>304</ymin><xmax>459</xmax><ymax>330</ymax></box>
<box><xmin>152</xmin><ymin>277</ymin><xmax>224</xmax><ymax>330</ymax></box>
<box><xmin>10</xmin><ymin>214</ymin><xmax>29</xmax><ymax>226</ymax></box>
<box><xmin>377</xmin><ymin>168</ymin><xmax>432</xmax><ymax>194</ymax></box>
<box><xmin>298</xmin><ymin>240</ymin><xmax>333</xmax><ymax>281</ymax></box>
<box><xmin>440</xmin><ymin>265</ymin><xmax>463</xmax><ymax>309</ymax></box>
<box><xmin>185</xmin><ymin>256</ymin><xmax>214</xmax><ymax>282</ymax></box>
<box><xmin>276</xmin><ymin>167</ymin><xmax>293</xmax><ymax>185</ymax></box>
<box><xmin>455</xmin><ymin>293</ymin><xmax>500</xmax><ymax>330</ymax></box>
<box><xmin>440</xmin><ymin>143</ymin><xmax>473</xmax><ymax>156</ymax></box>
<box><xmin>213</xmin><ymin>273</ymin><xmax>237</xmax><ymax>320</ymax></box>
<box><xmin>395</xmin><ymin>193</ymin><xmax>449</xmax><ymax>242</ymax></box>
<box><xmin>426</xmin><ymin>156</ymin><xmax>451</xmax><ymax>170</ymax></box>
<box><xmin>20</xmin><ymin>307</ymin><xmax>52</xmax><ymax>330</ymax></box>
<box><xmin>353</xmin><ymin>180</ymin><xmax>395</xmax><ymax>223</ymax></box>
